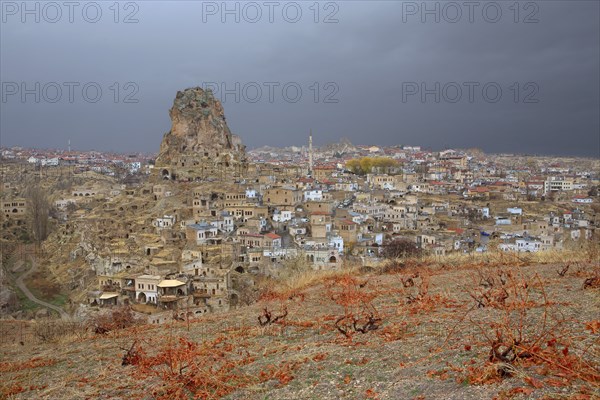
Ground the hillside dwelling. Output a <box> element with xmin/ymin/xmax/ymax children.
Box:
<box><xmin>519</xmin><ymin>238</ymin><xmax>543</xmax><ymax>252</ymax></box>
<box><xmin>245</xmin><ymin>217</ymin><xmax>268</xmax><ymax>233</ymax></box>
<box><xmin>572</xmin><ymin>196</ymin><xmax>593</xmax><ymax>204</ymax></box>
<box><xmin>71</xmin><ymin>188</ymin><xmax>97</xmax><ymax>197</ymax></box>
<box><xmin>337</xmin><ymin>219</ymin><xmax>360</xmax><ymax>243</ymax></box>
<box><xmin>154</xmin><ymin>215</ymin><xmax>176</xmax><ymax>230</ymax></box>
<box><xmin>187</xmin><ymin>223</ymin><xmax>220</xmax><ymax>245</ymax></box>
<box><xmin>495</xmin><ymin>217</ymin><xmax>511</xmax><ymax>225</ymax></box>
<box><xmin>135</xmin><ymin>275</ymin><xmax>161</xmax><ymax>304</ymax></box>
<box><xmin>98</xmin><ymin>276</ymin><xmax>121</xmax><ymax>292</ymax></box>
<box><xmin>304</xmin><ymin>248</ymin><xmax>342</xmax><ymax>270</ymax></box>
<box><xmin>304</xmin><ymin>201</ymin><xmax>333</xmax><ymax>214</ymax></box>
<box><xmin>2</xmin><ymin>199</ymin><xmax>26</xmax><ymax>219</ymax></box>
<box><xmin>238</xmin><ymin>232</ymin><xmax>282</xmax><ymax>249</ymax></box>
<box><xmin>289</xmin><ymin>225</ymin><xmax>307</xmax><ymax>236</ymax></box>
<box><xmin>158</xmin><ymin>279</ymin><xmax>187</xmax><ymax>297</ymax></box>
<box><xmin>264</xmin><ymin>232</ymin><xmax>282</xmax><ymax>248</ymax></box>
<box><xmin>152</xmin><ymin>184</ymin><xmax>168</xmax><ymax>199</ymax></box>
<box><xmin>182</xmin><ymin>257</ymin><xmax>203</xmax><ymax>276</ymax></box>
<box><xmin>209</xmin><ymin>211</ymin><xmax>235</xmax><ymax>232</ymax></box>
<box><xmin>544</xmin><ymin>177</ymin><xmax>574</xmax><ymax>193</ymax></box>
<box><xmin>313</xmin><ymin>165</ymin><xmax>336</xmax><ymax>182</ymax></box>
<box><xmin>226</xmin><ymin>205</ymin><xmax>269</xmax><ymax>222</ymax></box>
<box><xmin>368</xmin><ymin>174</ymin><xmax>397</xmax><ymax>190</ymax></box>
<box><xmin>192</xmin><ymin>195</ymin><xmax>211</xmax><ymax>216</ymax></box>
<box><xmin>304</xmin><ymin>189</ymin><xmax>323</xmax><ymax>202</ymax></box>
<box><xmin>264</xmin><ymin>187</ymin><xmax>303</xmax><ymax>206</ymax></box>
<box><xmin>157</xmin><ymin>279</ymin><xmax>188</xmax><ymax>310</ymax></box>
<box><xmin>55</xmin><ymin>199</ymin><xmax>76</xmax><ymax>209</ymax></box>
<box><xmin>223</xmin><ymin>190</ymin><xmax>248</xmax><ymax>207</ymax></box>
<box><xmin>120</xmin><ymin>277</ymin><xmax>137</xmax><ymax>301</ymax></box>
<box><xmin>273</xmin><ymin>210</ymin><xmax>293</xmax><ymax>222</ymax></box>
<box><xmin>192</xmin><ymin>276</ymin><xmax>228</xmax><ymax>301</ymax></box>
<box><xmin>98</xmin><ymin>292</ymin><xmax>119</xmax><ymax>306</ymax></box>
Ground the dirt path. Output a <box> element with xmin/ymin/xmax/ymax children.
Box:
<box><xmin>15</xmin><ymin>256</ymin><xmax>69</xmax><ymax>320</ymax></box>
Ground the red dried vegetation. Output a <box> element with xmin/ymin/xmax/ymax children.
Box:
<box><xmin>465</xmin><ymin>267</ymin><xmax>600</xmax><ymax>388</ymax></box>
<box><xmin>0</xmin><ymin>357</ymin><xmax>56</xmax><ymax>373</ymax></box>
<box><xmin>326</xmin><ymin>275</ymin><xmax>382</xmax><ymax>339</ymax></box>
<box><xmin>127</xmin><ymin>336</ymin><xmax>257</xmax><ymax>400</ymax></box>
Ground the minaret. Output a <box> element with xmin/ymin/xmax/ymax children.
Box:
<box><xmin>308</xmin><ymin>129</ymin><xmax>313</xmax><ymax>176</ymax></box>
<box><xmin>68</xmin><ymin>139</ymin><xmax>71</xmax><ymax>153</ymax></box>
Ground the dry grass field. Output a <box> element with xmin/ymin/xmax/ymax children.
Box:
<box><xmin>1</xmin><ymin>252</ymin><xmax>599</xmax><ymax>400</ymax></box>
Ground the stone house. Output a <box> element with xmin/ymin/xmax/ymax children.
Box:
<box><xmin>304</xmin><ymin>200</ymin><xmax>333</xmax><ymax>214</ymax></box>
<box><xmin>157</xmin><ymin>279</ymin><xmax>188</xmax><ymax>309</ymax></box>
<box><xmin>337</xmin><ymin>219</ymin><xmax>360</xmax><ymax>243</ymax></box>
<box><xmin>310</xmin><ymin>212</ymin><xmax>332</xmax><ymax>239</ymax></box>
<box><xmin>313</xmin><ymin>165</ymin><xmax>336</xmax><ymax>182</ymax></box>
<box><xmin>2</xmin><ymin>199</ymin><xmax>26</xmax><ymax>219</ymax></box>
<box><xmin>264</xmin><ymin>187</ymin><xmax>302</xmax><ymax>206</ymax></box>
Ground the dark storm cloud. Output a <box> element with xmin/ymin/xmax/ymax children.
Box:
<box><xmin>1</xmin><ymin>1</ymin><xmax>598</xmax><ymax>156</ymax></box>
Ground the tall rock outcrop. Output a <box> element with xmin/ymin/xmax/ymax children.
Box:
<box><xmin>155</xmin><ymin>87</ymin><xmax>247</xmax><ymax>181</ymax></box>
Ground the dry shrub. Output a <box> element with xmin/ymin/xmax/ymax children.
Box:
<box><xmin>32</xmin><ymin>319</ymin><xmax>87</xmax><ymax>342</ymax></box>
<box><xmin>89</xmin><ymin>306</ymin><xmax>142</xmax><ymax>334</ymax></box>
<box><xmin>466</xmin><ymin>267</ymin><xmax>600</xmax><ymax>387</ymax></box>
<box><xmin>326</xmin><ymin>275</ymin><xmax>382</xmax><ymax>339</ymax></box>
<box><xmin>128</xmin><ymin>336</ymin><xmax>258</xmax><ymax>400</ymax></box>
<box><xmin>582</xmin><ymin>267</ymin><xmax>600</xmax><ymax>289</ymax></box>
<box><xmin>258</xmin><ymin>305</ymin><xmax>288</xmax><ymax>326</ymax></box>
<box><xmin>379</xmin><ymin>258</ymin><xmax>422</xmax><ymax>274</ymax></box>
<box><xmin>393</xmin><ymin>271</ymin><xmax>456</xmax><ymax>315</ymax></box>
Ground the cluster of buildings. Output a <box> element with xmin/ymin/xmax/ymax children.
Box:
<box><xmin>42</xmin><ymin>144</ymin><xmax>590</xmax><ymax>321</ymax></box>
<box><xmin>2</xmin><ymin>83</ymin><xmax>598</xmax><ymax>324</ymax></box>
<box><xmin>1</xmin><ymin>146</ymin><xmax>153</xmax><ymax>176</ymax></box>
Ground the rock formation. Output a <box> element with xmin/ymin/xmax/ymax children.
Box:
<box><xmin>155</xmin><ymin>87</ymin><xmax>247</xmax><ymax>181</ymax></box>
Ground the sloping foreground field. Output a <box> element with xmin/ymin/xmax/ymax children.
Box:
<box><xmin>1</xmin><ymin>261</ymin><xmax>599</xmax><ymax>400</ymax></box>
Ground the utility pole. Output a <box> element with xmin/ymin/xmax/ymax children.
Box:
<box><xmin>308</xmin><ymin>129</ymin><xmax>313</xmax><ymax>176</ymax></box>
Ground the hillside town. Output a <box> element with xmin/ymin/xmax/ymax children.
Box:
<box><xmin>1</xmin><ymin>87</ymin><xmax>598</xmax><ymax>323</ymax></box>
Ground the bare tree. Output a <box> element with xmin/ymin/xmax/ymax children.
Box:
<box><xmin>382</xmin><ymin>238</ymin><xmax>422</xmax><ymax>259</ymax></box>
<box><xmin>25</xmin><ymin>185</ymin><xmax>50</xmax><ymax>244</ymax></box>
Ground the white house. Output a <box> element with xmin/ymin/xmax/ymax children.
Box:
<box><xmin>41</xmin><ymin>157</ymin><xmax>59</xmax><ymax>166</ymax></box>
<box><xmin>210</xmin><ymin>211</ymin><xmax>234</xmax><ymax>233</ymax></box>
<box><xmin>495</xmin><ymin>217</ymin><xmax>511</xmax><ymax>225</ymax></box>
<box><xmin>187</xmin><ymin>223</ymin><xmax>219</xmax><ymax>244</ymax></box>
<box><xmin>154</xmin><ymin>215</ymin><xmax>176</xmax><ymax>230</ymax></box>
<box><xmin>507</xmin><ymin>207</ymin><xmax>522</xmax><ymax>215</ymax></box>
<box><xmin>329</xmin><ymin>235</ymin><xmax>344</xmax><ymax>251</ymax></box>
<box><xmin>273</xmin><ymin>210</ymin><xmax>293</xmax><ymax>222</ymax></box>
<box><xmin>572</xmin><ymin>196</ymin><xmax>593</xmax><ymax>204</ymax></box>
<box><xmin>515</xmin><ymin>238</ymin><xmax>543</xmax><ymax>252</ymax></box>
<box><xmin>135</xmin><ymin>274</ymin><xmax>160</xmax><ymax>303</ymax></box>
<box><xmin>304</xmin><ymin>190</ymin><xmax>323</xmax><ymax>202</ymax></box>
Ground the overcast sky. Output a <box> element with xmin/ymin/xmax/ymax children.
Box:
<box><xmin>1</xmin><ymin>1</ymin><xmax>599</xmax><ymax>156</ymax></box>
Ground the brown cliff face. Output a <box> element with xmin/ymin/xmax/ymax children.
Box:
<box><xmin>156</xmin><ymin>87</ymin><xmax>247</xmax><ymax>181</ymax></box>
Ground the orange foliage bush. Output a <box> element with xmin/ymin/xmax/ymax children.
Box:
<box><xmin>326</xmin><ymin>275</ymin><xmax>382</xmax><ymax>339</ymax></box>
<box><xmin>129</xmin><ymin>336</ymin><xmax>257</xmax><ymax>400</ymax></box>
<box><xmin>466</xmin><ymin>267</ymin><xmax>600</xmax><ymax>388</ymax></box>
